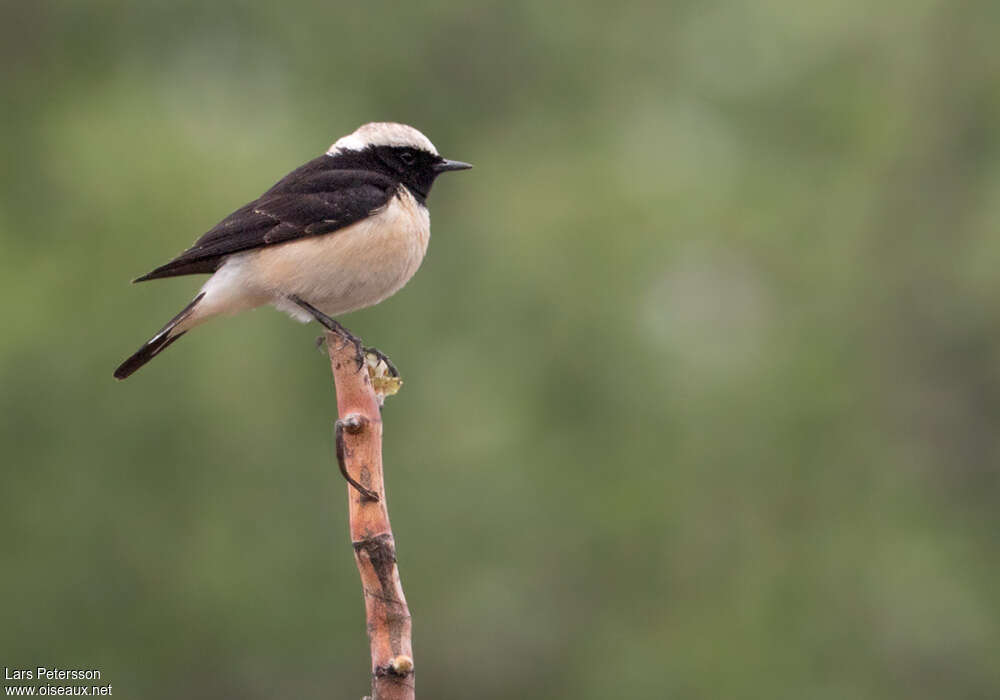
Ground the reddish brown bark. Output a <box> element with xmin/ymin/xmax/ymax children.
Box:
<box><xmin>326</xmin><ymin>331</ymin><xmax>414</xmax><ymax>700</ymax></box>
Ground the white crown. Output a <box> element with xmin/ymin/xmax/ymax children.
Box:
<box><xmin>328</xmin><ymin>122</ymin><xmax>438</xmax><ymax>156</ymax></box>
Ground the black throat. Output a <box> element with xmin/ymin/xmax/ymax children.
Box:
<box><xmin>324</xmin><ymin>145</ymin><xmax>439</xmax><ymax>205</ymax></box>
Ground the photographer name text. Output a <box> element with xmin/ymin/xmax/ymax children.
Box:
<box><xmin>5</xmin><ymin>670</ymin><xmax>101</xmax><ymax>682</ymax></box>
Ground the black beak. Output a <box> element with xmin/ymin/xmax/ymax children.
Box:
<box><xmin>434</xmin><ymin>158</ymin><xmax>473</xmax><ymax>173</ymax></box>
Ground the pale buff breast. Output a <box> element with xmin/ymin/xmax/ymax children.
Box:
<box><xmin>233</xmin><ymin>186</ymin><xmax>432</xmax><ymax>320</ymax></box>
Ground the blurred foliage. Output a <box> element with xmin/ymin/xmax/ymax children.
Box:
<box><xmin>2</xmin><ymin>0</ymin><xmax>1000</xmax><ymax>698</ymax></box>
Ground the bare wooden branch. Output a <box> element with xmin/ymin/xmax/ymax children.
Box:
<box><xmin>326</xmin><ymin>331</ymin><xmax>414</xmax><ymax>700</ymax></box>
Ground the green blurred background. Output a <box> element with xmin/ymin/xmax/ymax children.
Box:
<box><xmin>2</xmin><ymin>1</ymin><xmax>999</xmax><ymax>698</ymax></box>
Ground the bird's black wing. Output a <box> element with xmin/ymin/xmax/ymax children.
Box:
<box><xmin>135</xmin><ymin>160</ymin><xmax>397</xmax><ymax>282</ymax></box>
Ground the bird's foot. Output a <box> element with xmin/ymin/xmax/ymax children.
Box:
<box><xmin>362</xmin><ymin>345</ymin><xmax>399</xmax><ymax>378</ymax></box>
<box><xmin>289</xmin><ymin>295</ymin><xmax>363</xmax><ymax>370</ymax></box>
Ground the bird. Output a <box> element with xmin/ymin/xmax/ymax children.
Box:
<box><xmin>114</xmin><ymin>122</ymin><xmax>471</xmax><ymax>380</ymax></box>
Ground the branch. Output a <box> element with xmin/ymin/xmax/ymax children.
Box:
<box><xmin>326</xmin><ymin>331</ymin><xmax>414</xmax><ymax>700</ymax></box>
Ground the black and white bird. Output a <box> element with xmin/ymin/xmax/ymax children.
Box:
<box><xmin>114</xmin><ymin>122</ymin><xmax>471</xmax><ymax>380</ymax></box>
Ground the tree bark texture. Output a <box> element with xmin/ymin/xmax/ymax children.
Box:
<box><xmin>326</xmin><ymin>331</ymin><xmax>414</xmax><ymax>700</ymax></box>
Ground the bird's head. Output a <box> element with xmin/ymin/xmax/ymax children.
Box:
<box><xmin>328</xmin><ymin>122</ymin><xmax>471</xmax><ymax>201</ymax></box>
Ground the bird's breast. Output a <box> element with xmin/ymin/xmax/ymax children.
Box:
<box><xmin>247</xmin><ymin>186</ymin><xmax>431</xmax><ymax>317</ymax></box>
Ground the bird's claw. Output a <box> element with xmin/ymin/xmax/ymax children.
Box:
<box><xmin>363</xmin><ymin>346</ymin><xmax>399</xmax><ymax>378</ymax></box>
<box><xmin>291</xmin><ymin>296</ymin><xmax>394</xmax><ymax>376</ymax></box>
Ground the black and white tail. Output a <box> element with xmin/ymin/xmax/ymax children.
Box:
<box><xmin>113</xmin><ymin>293</ymin><xmax>205</xmax><ymax>380</ymax></box>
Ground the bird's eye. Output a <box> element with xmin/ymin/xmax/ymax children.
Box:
<box><xmin>399</xmin><ymin>151</ymin><xmax>416</xmax><ymax>166</ymax></box>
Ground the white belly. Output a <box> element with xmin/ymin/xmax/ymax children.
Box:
<box><xmin>195</xmin><ymin>186</ymin><xmax>430</xmax><ymax>325</ymax></box>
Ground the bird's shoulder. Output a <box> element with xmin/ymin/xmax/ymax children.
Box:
<box><xmin>261</xmin><ymin>155</ymin><xmax>398</xmax><ymax>197</ymax></box>
<box><xmin>199</xmin><ymin>157</ymin><xmax>399</xmax><ymax>243</ymax></box>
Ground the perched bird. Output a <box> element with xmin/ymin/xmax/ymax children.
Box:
<box><xmin>114</xmin><ymin>122</ymin><xmax>471</xmax><ymax>380</ymax></box>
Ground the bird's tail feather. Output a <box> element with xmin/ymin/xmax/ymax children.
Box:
<box><xmin>113</xmin><ymin>293</ymin><xmax>205</xmax><ymax>380</ymax></box>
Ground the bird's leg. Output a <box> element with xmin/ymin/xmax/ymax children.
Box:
<box><xmin>362</xmin><ymin>345</ymin><xmax>400</xmax><ymax>378</ymax></box>
<box><xmin>289</xmin><ymin>295</ymin><xmax>364</xmax><ymax>370</ymax></box>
